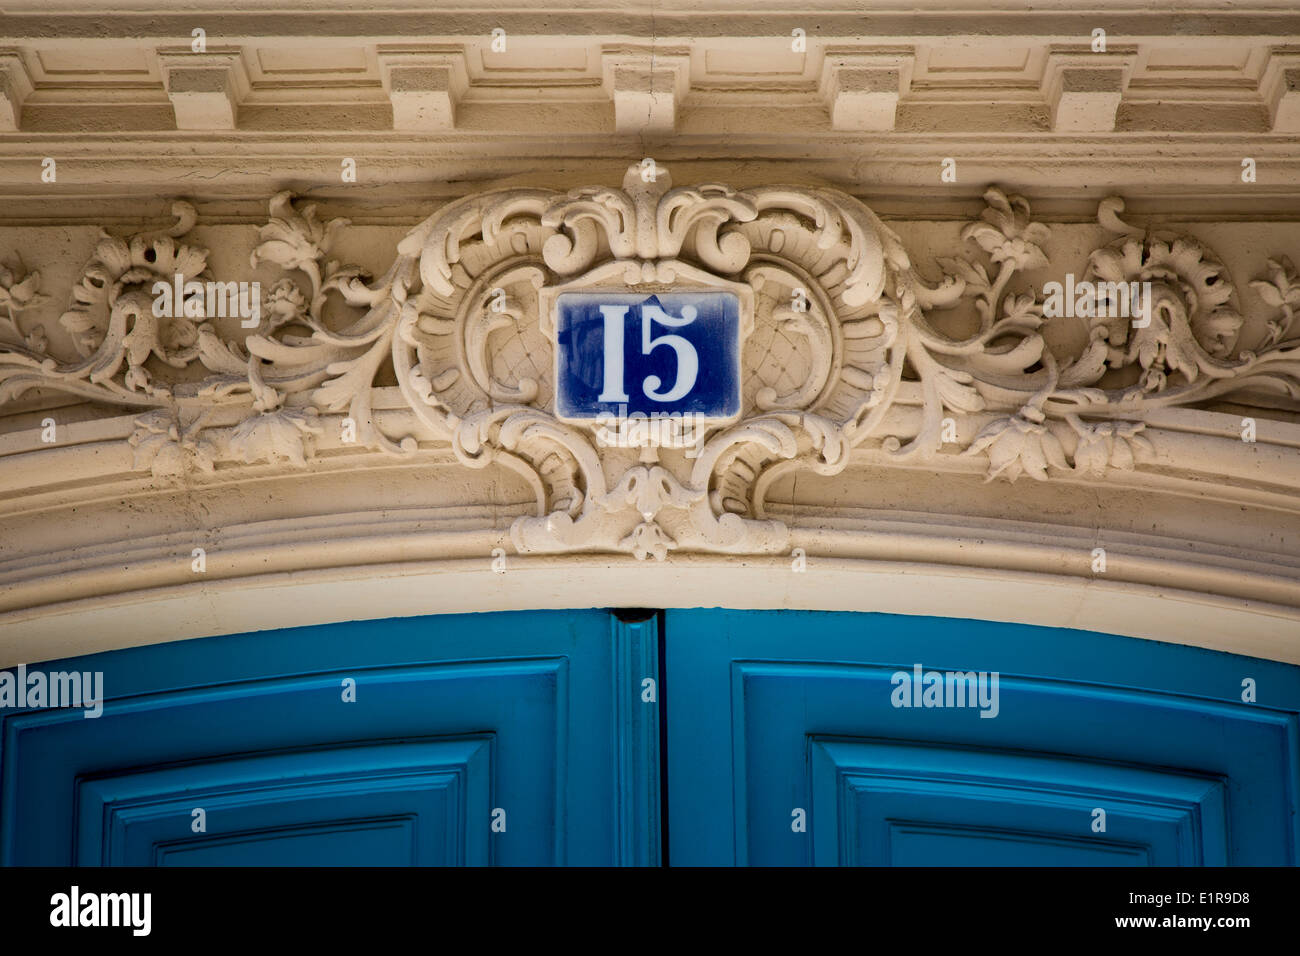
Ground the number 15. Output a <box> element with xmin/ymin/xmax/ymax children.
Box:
<box><xmin>597</xmin><ymin>303</ymin><xmax>699</xmax><ymax>403</ymax></box>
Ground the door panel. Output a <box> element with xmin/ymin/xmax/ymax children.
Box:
<box><xmin>665</xmin><ymin>609</ymin><xmax>1300</xmax><ymax>866</ymax></box>
<box><xmin>1</xmin><ymin>610</ymin><xmax>660</xmax><ymax>866</ymax></box>
<box><xmin>77</xmin><ymin>738</ymin><xmax>494</xmax><ymax>866</ymax></box>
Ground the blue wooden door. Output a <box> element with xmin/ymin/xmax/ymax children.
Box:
<box><xmin>0</xmin><ymin>610</ymin><xmax>661</xmax><ymax>866</ymax></box>
<box><xmin>6</xmin><ymin>606</ymin><xmax>1299</xmax><ymax>866</ymax></box>
<box><xmin>665</xmin><ymin>609</ymin><xmax>1300</xmax><ymax>866</ymax></box>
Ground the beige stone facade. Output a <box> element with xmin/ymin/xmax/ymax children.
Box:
<box><xmin>1</xmin><ymin>1</ymin><xmax>1297</xmax><ymax>666</ymax></box>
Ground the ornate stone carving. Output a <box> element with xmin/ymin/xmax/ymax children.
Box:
<box><xmin>2</xmin><ymin>165</ymin><xmax>1297</xmax><ymax>559</ymax></box>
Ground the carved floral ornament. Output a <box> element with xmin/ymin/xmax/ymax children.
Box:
<box><xmin>1</xmin><ymin>164</ymin><xmax>1298</xmax><ymax>560</ymax></box>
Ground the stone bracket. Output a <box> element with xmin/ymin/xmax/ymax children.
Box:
<box><xmin>158</xmin><ymin>51</ymin><xmax>251</xmax><ymax>131</ymax></box>
<box><xmin>1043</xmin><ymin>48</ymin><xmax>1136</xmax><ymax>132</ymax></box>
<box><xmin>818</xmin><ymin>49</ymin><xmax>915</xmax><ymax>132</ymax></box>
<box><xmin>601</xmin><ymin>50</ymin><xmax>691</xmax><ymax>135</ymax></box>
<box><xmin>378</xmin><ymin>48</ymin><xmax>470</xmax><ymax>131</ymax></box>
<box><xmin>0</xmin><ymin>52</ymin><xmax>33</xmax><ymax>131</ymax></box>
<box><xmin>1262</xmin><ymin>51</ymin><xmax>1300</xmax><ymax>133</ymax></box>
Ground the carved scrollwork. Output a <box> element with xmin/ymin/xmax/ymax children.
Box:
<box><xmin>3</xmin><ymin>164</ymin><xmax>1299</xmax><ymax>559</ymax></box>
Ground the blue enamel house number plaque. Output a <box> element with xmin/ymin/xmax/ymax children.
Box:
<box><xmin>554</xmin><ymin>292</ymin><xmax>742</xmax><ymax>422</ymax></box>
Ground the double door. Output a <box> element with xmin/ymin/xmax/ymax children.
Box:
<box><xmin>3</xmin><ymin>608</ymin><xmax>1297</xmax><ymax>865</ymax></box>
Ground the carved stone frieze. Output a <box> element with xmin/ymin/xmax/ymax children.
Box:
<box><xmin>2</xmin><ymin>164</ymin><xmax>1297</xmax><ymax>560</ymax></box>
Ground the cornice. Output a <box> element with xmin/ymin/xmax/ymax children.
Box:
<box><xmin>0</xmin><ymin>28</ymin><xmax>1295</xmax><ymax>207</ymax></box>
<box><xmin>5</xmin><ymin>10</ymin><xmax>1300</xmax><ymax>40</ymax></box>
<box><xmin>1</xmin><ymin>35</ymin><xmax>1297</xmax><ymax>141</ymax></box>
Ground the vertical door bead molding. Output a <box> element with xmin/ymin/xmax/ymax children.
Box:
<box><xmin>1</xmin><ymin>165</ymin><xmax>1299</xmax><ymax>562</ymax></box>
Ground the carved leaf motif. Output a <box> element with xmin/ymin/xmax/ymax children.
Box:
<box><xmin>59</xmin><ymin>232</ymin><xmax>209</xmax><ymax>361</ymax></box>
<box><xmin>940</xmin><ymin>368</ymin><xmax>985</xmax><ymax>413</ymax></box>
<box><xmin>657</xmin><ymin>184</ymin><xmax>757</xmax><ymax>271</ymax></box>
<box><xmin>0</xmin><ymin>264</ymin><xmax>44</xmax><ymax>345</ymax></box>
<box><xmin>261</xmin><ymin>279</ymin><xmax>310</xmax><ymax>331</ymax></box>
<box><xmin>1250</xmin><ymin>257</ymin><xmax>1300</xmax><ymax>345</ymax></box>
<box><xmin>1085</xmin><ymin>233</ymin><xmax>1244</xmax><ymax>386</ymax></box>
<box><xmin>961</xmin><ymin>188</ymin><xmax>1050</xmax><ymax>272</ymax></box>
<box><xmin>935</xmin><ymin>255</ymin><xmax>991</xmax><ymax>292</ymax></box>
<box><xmin>0</xmin><ymin>268</ymin><xmax>41</xmax><ymax>308</ymax></box>
<box><xmin>1001</xmin><ymin>293</ymin><xmax>1043</xmax><ymax>326</ymax></box>
<box><xmin>314</xmin><ymin>336</ymin><xmax>391</xmax><ymax>412</ymax></box>
<box><xmin>1068</xmin><ymin>416</ymin><xmax>1154</xmax><ymax>477</ymax></box>
<box><xmin>227</xmin><ymin>407</ymin><xmax>324</xmax><ymax>467</ymax></box>
<box><xmin>542</xmin><ymin>187</ymin><xmax>637</xmax><ymax>266</ymax></box>
<box><xmin>250</xmin><ymin>192</ymin><xmax>348</xmax><ymax>278</ymax></box>
<box><xmin>128</xmin><ymin>409</ymin><xmax>218</xmax><ymax>477</ymax></box>
<box><xmin>964</xmin><ymin>409</ymin><xmax>1068</xmax><ymax>482</ymax></box>
<box><xmin>1252</xmin><ymin>257</ymin><xmax>1300</xmax><ymax>309</ymax></box>
<box><xmin>321</xmin><ymin>264</ymin><xmax>373</xmax><ymax>306</ymax></box>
